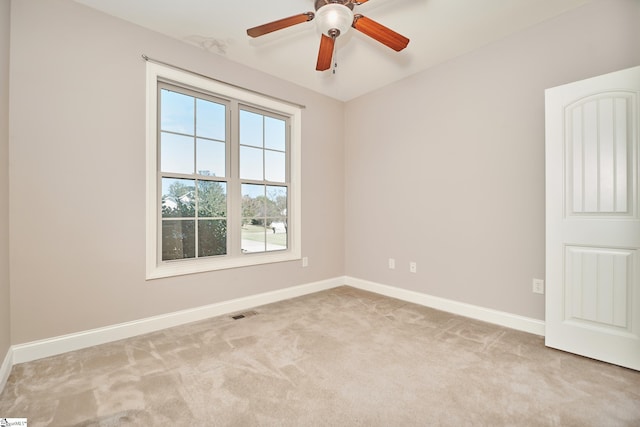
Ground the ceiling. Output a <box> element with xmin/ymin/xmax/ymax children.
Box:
<box><xmin>74</xmin><ymin>0</ymin><xmax>592</xmax><ymax>102</ymax></box>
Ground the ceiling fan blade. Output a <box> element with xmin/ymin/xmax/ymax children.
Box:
<box><xmin>247</xmin><ymin>12</ymin><xmax>314</xmax><ymax>38</ymax></box>
<box><xmin>352</xmin><ymin>14</ymin><xmax>409</xmax><ymax>51</ymax></box>
<box><xmin>316</xmin><ymin>34</ymin><xmax>335</xmax><ymax>71</ymax></box>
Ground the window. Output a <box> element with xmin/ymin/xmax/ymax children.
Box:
<box><xmin>146</xmin><ymin>63</ymin><xmax>301</xmax><ymax>279</ymax></box>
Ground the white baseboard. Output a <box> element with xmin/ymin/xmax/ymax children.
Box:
<box><xmin>345</xmin><ymin>277</ymin><xmax>545</xmax><ymax>336</ymax></box>
<box><xmin>0</xmin><ymin>346</ymin><xmax>12</xmax><ymax>393</ymax></box>
<box><xmin>8</xmin><ymin>275</ymin><xmax>545</xmax><ymax>370</ymax></box>
<box><xmin>12</xmin><ymin>277</ymin><xmax>343</xmax><ymax>365</ymax></box>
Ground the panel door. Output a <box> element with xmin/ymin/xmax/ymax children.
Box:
<box><xmin>545</xmin><ymin>65</ymin><xmax>640</xmax><ymax>371</ymax></box>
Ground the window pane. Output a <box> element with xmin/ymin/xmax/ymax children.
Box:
<box><xmin>266</xmin><ymin>219</ymin><xmax>287</xmax><ymax>251</ymax></box>
<box><xmin>161</xmin><ymin>132</ymin><xmax>194</xmax><ymax>174</ymax></box>
<box><xmin>161</xmin><ymin>89</ymin><xmax>194</xmax><ymax>135</ymax></box>
<box><xmin>265</xmin><ymin>151</ymin><xmax>286</xmax><ymax>183</ymax></box>
<box><xmin>242</xmin><ymin>224</ymin><xmax>266</xmax><ymax>253</ymax></box>
<box><xmin>242</xmin><ymin>183</ymin><xmax>265</xmax><ymax>198</ymax></box>
<box><xmin>266</xmin><ymin>186</ymin><xmax>287</xmax><ymax>217</ymax></box>
<box><xmin>242</xmin><ymin>183</ymin><xmax>266</xmax><ymax>253</ymax></box>
<box><xmin>240</xmin><ymin>146</ymin><xmax>263</xmax><ymax>180</ymax></box>
<box><xmin>198</xmin><ymin>219</ymin><xmax>227</xmax><ymax>257</ymax></box>
<box><xmin>240</xmin><ymin>184</ymin><xmax>288</xmax><ymax>254</ymax></box>
<box><xmin>266</xmin><ymin>186</ymin><xmax>287</xmax><ymax>251</ymax></box>
<box><xmin>198</xmin><ymin>181</ymin><xmax>227</xmax><ymax>217</ymax></box>
<box><xmin>162</xmin><ymin>220</ymin><xmax>195</xmax><ymax>260</ymax></box>
<box><xmin>242</xmin><ymin>184</ymin><xmax>265</xmax><ymax>219</ymax></box>
<box><xmin>240</xmin><ymin>110</ymin><xmax>263</xmax><ymax>148</ymax></box>
<box><xmin>196</xmin><ymin>99</ymin><xmax>225</xmax><ymax>141</ymax></box>
<box><xmin>196</xmin><ymin>138</ymin><xmax>225</xmax><ymax>177</ymax></box>
<box><xmin>265</xmin><ymin>116</ymin><xmax>285</xmax><ymax>151</ymax></box>
<box><xmin>162</xmin><ymin>178</ymin><xmax>195</xmax><ymax>218</ymax></box>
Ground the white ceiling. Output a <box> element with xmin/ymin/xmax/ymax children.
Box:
<box><xmin>74</xmin><ymin>0</ymin><xmax>592</xmax><ymax>101</ymax></box>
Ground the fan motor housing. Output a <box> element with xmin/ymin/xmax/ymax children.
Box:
<box><xmin>315</xmin><ymin>0</ymin><xmax>354</xmax><ymax>11</ymax></box>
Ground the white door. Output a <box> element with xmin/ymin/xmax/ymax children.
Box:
<box><xmin>545</xmin><ymin>65</ymin><xmax>640</xmax><ymax>371</ymax></box>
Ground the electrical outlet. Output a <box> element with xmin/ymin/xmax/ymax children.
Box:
<box><xmin>388</xmin><ymin>258</ymin><xmax>396</xmax><ymax>269</ymax></box>
<box><xmin>532</xmin><ymin>278</ymin><xmax>544</xmax><ymax>294</ymax></box>
<box><xmin>302</xmin><ymin>257</ymin><xmax>309</xmax><ymax>267</ymax></box>
<box><xmin>409</xmin><ymin>262</ymin><xmax>417</xmax><ymax>273</ymax></box>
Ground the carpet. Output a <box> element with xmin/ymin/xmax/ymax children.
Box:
<box><xmin>1</xmin><ymin>286</ymin><xmax>639</xmax><ymax>426</ymax></box>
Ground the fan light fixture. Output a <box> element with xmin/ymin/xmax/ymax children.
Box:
<box><xmin>315</xmin><ymin>3</ymin><xmax>354</xmax><ymax>38</ymax></box>
<box><xmin>246</xmin><ymin>0</ymin><xmax>409</xmax><ymax>72</ymax></box>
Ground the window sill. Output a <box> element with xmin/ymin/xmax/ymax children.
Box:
<box><xmin>146</xmin><ymin>250</ymin><xmax>302</xmax><ymax>280</ymax></box>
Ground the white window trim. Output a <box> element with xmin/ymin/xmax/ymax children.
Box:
<box><xmin>146</xmin><ymin>62</ymin><xmax>301</xmax><ymax>279</ymax></box>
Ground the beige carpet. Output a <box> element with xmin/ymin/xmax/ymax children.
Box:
<box><xmin>1</xmin><ymin>286</ymin><xmax>639</xmax><ymax>426</ymax></box>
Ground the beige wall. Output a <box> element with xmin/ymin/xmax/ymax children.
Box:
<box><xmin>4</xmin><ymin>0</ymin><xmax>640</xmax><ymax>350</ymax></box>
<box><xmin>8</xmin><ymin>0</ymin><xmax>345</xmax><ymax>344</ymax></box>
<box><xmin>344</xmin><ymin>0</ymin><xmax>640</xmax><ymax>320</ymax></box>
<box><xmin>0</xmin><ymin>0</ymin><xmax>10</xmax><ymax>358</ymax></box>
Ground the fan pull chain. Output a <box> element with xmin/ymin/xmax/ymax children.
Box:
<box><xmin>332</xmin><ymin>48</ymin><xmax>338</xmax><ymax>74</ymax></box>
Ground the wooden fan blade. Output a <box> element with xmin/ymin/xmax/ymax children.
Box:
<box><xmin>316</xmin><ymin>34</ymin><xmax>335</xmax><ymax>71</ymax></box>
<box><xmin>352</xmin><ymin>15</ymin><xmax>409</xmax><ymax>51</ymax></box>
<box><xmin>247</xmin><ymin>12</ymin><xmax>314</xmax><ymax>38</ymax></box>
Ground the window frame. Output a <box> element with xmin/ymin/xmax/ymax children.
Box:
<box><xmin>146</xmin><ymin>62</ymin><xmax>301</xmax><ymax>279</ymax></box>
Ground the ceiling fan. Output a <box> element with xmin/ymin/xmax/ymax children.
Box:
<box><xmin>247</xmin><ymin>0</ymin><xmax>410</xmax><ymax>71</ymax></box>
